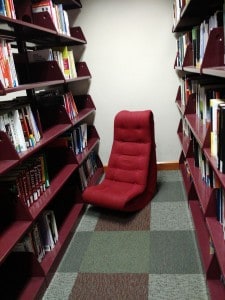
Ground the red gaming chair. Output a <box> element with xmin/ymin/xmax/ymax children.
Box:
<box><xmin>82</xmin><ymin>110</ymin><xmax>157</xmax><ymax>212</ymax></box>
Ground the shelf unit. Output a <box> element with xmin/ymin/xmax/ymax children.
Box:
<box><xmin>0</xmin><ymin>1</ymin><xmax>104</xmax><ymax>299</ymax></box>
<box><xmin>173</xmin><ymin>0</ymin><xmax>225</xmax><ymax>299</ymax></box>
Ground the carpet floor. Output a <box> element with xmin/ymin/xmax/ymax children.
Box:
<box><xmin>42</xmin><ymin>170</ymin><xmax>209</xmax><ymax>300</ymax></box>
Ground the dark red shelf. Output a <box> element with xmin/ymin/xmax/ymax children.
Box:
<box><xmin>186</xmin><ymin>114</ymin><xmax>210</xmax><ymax>148</ymax></box>
<box><xmin>186</xmin><ymin>157</ymin><xmax>214</xmax><ymax>215</ymax></box>
<box><xmin>0</xmin><ymin>1</ymin><xmax>104</xmax><ymax>299</ymax></box>
<box><xmin>179</xmin><ymin>161</ymin><xmax>192</xmax><ymax>197</ymax></box>
<box><xmin>189</xmin><ymin>200</ymin><xmax>212</xmax><ymax>273</ymax></box>
<box><xmin>207</xmin><ymin>279</ymin><xmax>225</xmax><ymax>300</ymax></box>
<box><xmin>29</xmin><ymin>163</ymin><xmax>78</xmax><ymax>219</ymax></box>
<box><xmin>175</xmin><ymin>1</ymin><xmax>225</xmax><ymax>299</ymax></box>
<box><xmin>42</xmin><ymin>203</ymin><xmax>84</xmax><ymax>278</ymax></box>
<box><xmin>206</xmin><ymin>217</ymin><xmax>225</xmax><ymax>277</ymax></box>
<box><xmin>0</xmin><ymin>221</ymin><xmax>32</xmax><ymax>264</ymax></box>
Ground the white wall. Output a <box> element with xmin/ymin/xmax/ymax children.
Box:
<box><xmin>69</xmin><ymin>0</ymin><xmax>180</xmax><ymax>165</ymax></box>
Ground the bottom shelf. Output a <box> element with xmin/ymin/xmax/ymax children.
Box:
<box><xmin>187</xmin><ymin>193</ymin><xmax>225</xmax><ymax>299</ymax></box>
<box><xmin>0</xmin><ymin>252</ymin><xmax>46</xmax><ymax>300</ymax></box>
<box><xmin>208</xmin><ymin>279</ymin><xmax>225</xmax><ymax>300</ymax></box>
<box><xmin>189</xmin><ymin>200</ymin><xmax>212</xmax><ymax>273</ymax></box>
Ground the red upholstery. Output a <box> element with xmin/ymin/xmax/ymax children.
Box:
<box><xmin>82</xmin><ymin>110</ymin><xmax>157</xmax><ymax>212</ymax></box>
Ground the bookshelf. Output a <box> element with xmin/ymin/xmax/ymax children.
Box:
<box><xmin>173</xmin><ymin>0</ymin><xmax>225</xmax><ymax>299</ymax></box>
<box><xmin>0</xmin><ymin>0</ymin><xmax>104</xmax><ymax>299</ymax></box>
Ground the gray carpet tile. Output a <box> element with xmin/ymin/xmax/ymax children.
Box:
<box><xmin>149</xmin><ymin>231</ymin><xmax>203</xmax><ymax>274</ymax></box>
<box><xmin>69</xmin><ymin>273</ymin><xmax>149</xmax><ymax>300</ymax></box>
<box><xmin>153</xmin><ymin>181</ymin><xmax>185</xmax><ymax>202</ymax></box>
<box><xmin>43</xmin><ymin>272</ymin><xmax>78</xmax><ymax>300</ymax></box>
<box><xmin>57</xmin><ymin>232</ymin><xmax>93</xmax><ymax>273</ymax></box>
<box><xmin>79</xmin><ymin>231</ymin><xmax>150</xmax><ymax>273</ymax></box>
<box><xmin>150</xmin><ymin>201</ymin><xmax>194</xmax><ymax>231</ymax></box>
<box><xmin>148</xmin><ymin>274</ymin><xmax>209</xmax><ymax>300</ymax></box>
<box><xmin>76</xmin><ymin>206</ymin><xmax>100</xmax><ymax>232</ymax></box>
<box><xmin>157</xmin><ymin>170</ymin><xmax>182</xmax><ymax>182</ymax></box>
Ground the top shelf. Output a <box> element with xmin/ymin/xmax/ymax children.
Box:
<box><xmin>173</xmin><ymin>0</ymin><xmax>223</xmax><ymax>32</ymax></box>
<box><xmin>0</xmin><ymin>10</ymin><xmax>86</xmax><ymax>47</ymax></box>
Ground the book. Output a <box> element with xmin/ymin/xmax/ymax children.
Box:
<box><xmin>4</xmin><ymin>0</ymin><xmax>11</xmax><ymax>18</ymax></box>
<box><xmin>9</xmin><ymin>109</ymin><xmax>27</xmax><ymax>152</ymax></box>
<box><xmin>3</xmin><ymin>111</ymin><xmax>21</xmax><ymax>152</ymax></box>
<box><xmin>6</xmin><ymin>42</ymin><xmax>19</xmax><ymax>87</ymax></box>
<box><xmin>38</xmin><ymin>210</ymin><xmax>56</xmax><ymax>251</ymax></box>
<box><xmin>53</xmin><ymin>46</ymin><xmax>71</xmax><ymax>79</ymax></box>
<box><xmin>218</xmin><ymin>104</ymin><xmax>225</xmax><ymax>173</ymax></box>
<box><xmin>31</xmin><ymin>0</ymin><xmax>54</xmax><ymax>18</ymax></box>
<box><xmin>13</xmin><ymin>232</ymin><xmax>36</xmax><ymax>254</ymax></box>
<box><xmin>31</xmin><ymin>222</ymin><xmax>45</xmax><ymax>262</ymax></box>
<box><xmin>8</xmin><ymin>0</ymin><xmax>16</xmax><ymax>19</ymax></box>
<box><xmin>68</xmin><ymin>50</ymin><xmax>77</xmax><ymax>78</ymax></box>
<box><xmin>80</xmin><ymin>123</ymin><xmax>87</xmax><ymax>149</ymax></box>
<box><xmin>0</xmin><ymin>0</ymin><xmax>6</xmax><ymax>16</ymax></box>
<box><xmin>63</xmin><ymin>9</ymin><xmax>70</xmax><ymax>36</ymax></box>
<box><xmin>27</xmin><ymin>48</ymin><xmax>53</xmax><ymax>62</ymax></box>
<box><xmin>39</xmin><ymin>152</ymin><xmax>50</xmax><ymax>189</ymax></box>
<box><xmin>57</xmin><ymin>3</ymin><xmax>66</xmax><ymax>35</ymax></box>
<box><xmin>210</xmin><ymin>98</ymin><xmax>225</xmax><ymax>157</ymax></box>
<box><xmin>61</xmin><ymin>46</ymin><xmax>70</xmax><ymax>79</ymax></box>
<box><xmin>24</xmin><ymin>105</ymin><xmax>41</xmax><ymax>144</ymax></box>
<box><xmin>0</xmin><ymin>39</ymin><xmax>13</xmax><ymax>88</ymax></box>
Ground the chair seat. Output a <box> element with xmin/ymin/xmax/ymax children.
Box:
<box><xmin>83</xmin><ymin>179</ymin><xmax>145</xmax><ymax>210</ymax></box>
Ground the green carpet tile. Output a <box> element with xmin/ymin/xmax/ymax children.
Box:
<box><xmin>42</xmin><ymin>170</ymin><xmax>209</xmax><ymax>300</ymax></box>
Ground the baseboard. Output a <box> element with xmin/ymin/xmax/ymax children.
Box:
<box><xmin>157</xmin><ymin>161</ymin><xmax>179</xmax><ymax>170</ymax></box>
<box><xmin>103</xmin><ymin>161</ymin><xmax>179</xmax><ymax>172</ymax></box>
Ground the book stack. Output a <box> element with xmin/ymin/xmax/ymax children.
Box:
<box><xmin>0</xmin><ymin>39</ymin><xmax>19</xmax><ymax>88</ymax></box>
<box><xmin>13</xmin><ymin>210</ymin><xmax>58</xmax><ymax>262</ymax></box>
<box><xmin>36</xmin><ymin>89</ymin><xmax>78</xmax><ymax>121</ymax></box>
<box><xmin>32</xmin><ymin>0</ymin><xmax>71</xmax><ymax>36</ymax></box>
<box><xmin>52</xmin><ymin>46</ymin><xmax>77</xmax><ymax>79</ymax></box>
<box><xmin>73</xmin><ymin>123</ymin><xmax>88</xmax><ymax>155</ymax></box>
<box><xmin>217</xmin><ymin>103</ymin><xmax>225</xmax><ymax>173</ymax></box>
<box><xmin>0</xmin><ymin>0</ymin><xmax>16</xmax><ymax>19</ymax></box>
<box><xmin>175</xmin><ymin>9</ymin><xmax>223</xmax><ymax>69</ymax></box>
<box><xmin>0</xmin><ymin>104</ymin><xmax>41</xmax><ymax>153</ymax></box>
<box><xmin>51</xmin><ymin>123</ymin><xmax>88</xmax><ymax>155</ymax></box>
<box><xmin>27</xmin><ymin>46</ymin><xmax>77</xmax><ymax>80</ymax></box>
<box><xmin>78</xmin><ymin>151</ymin><xmax>98</xmax><ymax>191</ymax></box>
<box><xmin>210</xmin><ymin>98</ymin><xmax>225</xmax><ymax>159</ymax></box>
<box><xmin>0</xmin><ymin>153</ymin><xmax>50</xmax><ymax>207</ymax></box>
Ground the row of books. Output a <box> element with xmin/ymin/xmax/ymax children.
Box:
<box><xmin>56</xmin><ymin>123</ymin><xmax>88</xmax><ymax>155</ymax></box>
<box><xmin>175</xmin><ymin>10</ymin><xmax>222</xmax><ymax>68</ymax></box>
<box><xmin>183</xmin><ymin>152</ymin><xmax>225</xmax><ymax>238</ymax></box>
<box><xmin>0</xmin><ymin>104</ymin><xmax>41</xmax><ymax>153</ymax></box>
<box><xmin>0</xmin><ymin>0</ymin><xmax>16</xmax><ymax>19</ymax></box>
<box><xmin>13</xmin><ymin>210</ymin><xmax>58</xmax><ymax>262</ymax></box>
<box><xmin>32</xmin><ymin>0</ymin><xmax>71</xmax><ymax>36</ymax></box>
<box><xmin>0</xmin><ymin>39</ymin><xmax>19</xmax><ymax>88</ymax></box>
<box><xmin>36</xmin><ymin>89</ymin><xmax>78</xmax><ymax>121</ymax></box>
<box><xmin>0</xmin><ymin>153</ymin><xmax>50</xmax><ymax>208</ymax></box>
<box><xmin>180</xmin><ymin>76</ymin><xmax>225</xmax><ymax>123</ymax></box>
<box><xmin>27</xmin><ymin>46</ymin><xmax>77</xmax><ymax>80</ymax></box>
<box><xmin>79</xmin><ymin>151</ymin><xmax>99</xmax><ymax>191</ymax></box>
<box><xmin>172</xmin><ymin>0</ymin><xmax>190</xmax><ymax>27</ymax></box>
<box><xmin>183</xmin><ymin>143</ymin><xmax>225</xmax><ymax>240</ymax></box>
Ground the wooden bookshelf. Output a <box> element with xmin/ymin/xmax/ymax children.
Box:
<box><xmin>173</xmin><ymin>0</ymin><xmax>225</xmax><ymax>298</ymax></box>
<box><xmin>0</xmin><ymin>0</ymin><xmax>104</xmax><ymax>298</ymax></box>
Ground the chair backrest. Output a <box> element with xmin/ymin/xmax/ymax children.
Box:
<box><xmin>105</xmin><ymin>110</ymin><xmax>154</xmax><ymax>189</ymax></box>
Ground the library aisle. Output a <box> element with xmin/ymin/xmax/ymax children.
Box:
<box><xmin>42</xmin><ymin>170</ymin><xmax>209</xmax><ymax>300</ymax></box>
